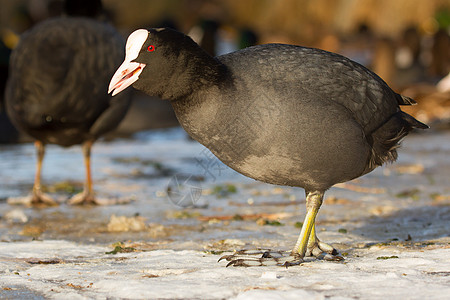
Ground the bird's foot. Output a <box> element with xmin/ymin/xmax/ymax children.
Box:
<box><xmin>67</xmin><ymin>192</ymin><xmax>98</xmax><ymax>205</ymax></box>
<box><xmin>67</xmin><ymin>192</ymin><xmax>132</xmax><ymax>206</ymax></box>
<box><xmin>7</xmin><ymin>191</ymin><xmax>59</xmax><ymax>206</ymax></box>
<box><xmin>218</xmin><ymin>249</ymin><xmax>303</xmax><ymax>268</ymax></box>
<box><xmin>305</xmin><ymin>238</ymin><xmax>343</xmax><ymax>261</ymax></box>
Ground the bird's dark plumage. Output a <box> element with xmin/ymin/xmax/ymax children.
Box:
<box><xmin>6</xmin><ymin>17</ymin><xmax>131</xmax><ymax>205</ymax></box>
<box><xmin>127</xmin><ymin>29</ymin><xmax>426</xmax><ymax>191</ymax></box>
<box><xmin>6</xmin><ymin>17</ymin><xmax>130</xmax><ymax>146</ymax></box>
<box><xmin>110</xmin><ymin>28</ymin><xmax>428</xmax><ymax>264</ymax></box>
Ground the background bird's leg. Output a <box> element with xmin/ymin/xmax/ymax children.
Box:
<box><xmin>32</xmin><ymin>140</ymin><xmax>45</xmax><ymax>195</ymax></box>
<box><xmin>68</xmin><ymin>140</ymin><xmax>96</xmax><ymax>205</ymax></box>
<box><xmin>291</xmin><ymin>190</ymin><xmax>324</xmax><ymax>260</ymax></box>
<box><xmin>83</xmin><ymin>140</ymin><xmax>94</xmax><ymax>197</ymax></box>
<box><xmin>31</xmin><ymin>141</ymin><xmax>57</xmax><ymax>205</ymax></box>
<box><xmin>67</xmin><ymin>140</ymin><xmax>130</xmax><ymax>206</ymax></box>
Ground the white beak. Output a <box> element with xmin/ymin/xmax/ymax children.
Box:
<box><xmin>108</xmin><ymin>29</ymin><xmax>149</xmax><ymax>96</ymax></box>
<box><xmin>108</xmin><ymin>60</ymin><xmax>146</xmax><ymax>96</ymax></box>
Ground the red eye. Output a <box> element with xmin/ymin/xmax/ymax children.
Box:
<box><xmin>147</xmin><ymin>45</ymin><xmax>155</xmax><ymax>52</ymax></box>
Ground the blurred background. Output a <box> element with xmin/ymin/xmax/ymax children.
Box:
<box><xmin>0</xmin><ymin>0</ymin><xmax>449</xmax><ymax>143</ymax></box>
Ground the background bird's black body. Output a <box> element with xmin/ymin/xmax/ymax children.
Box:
<box><xmin>5</xmin><ymin>17</ymin><xmax>130</xmax><ymax>147</ymax></box>
<box><xmin>5</xmin><ymin>16</ymin><xmax>131</xmax><ymax>205</ymax></box>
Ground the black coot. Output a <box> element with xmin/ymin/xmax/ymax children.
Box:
<box><xmin>5</xmin><ymin>18</ymin><xmax>131</xmax><ymax>205</ymax></box>
<box><xmin>109</xmin><ymin>28</ymin><xmax>428</xmax><ymax>265</ymax></box>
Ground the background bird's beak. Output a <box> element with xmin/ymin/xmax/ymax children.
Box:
<box><xmin>108</xmin><ymin>60</ymin><xmax>146</xmax><ymax>96</ymax></box>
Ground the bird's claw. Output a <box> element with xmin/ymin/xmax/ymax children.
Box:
<box><xmin>219</xmin><ymin>249</ymin><xmax>303</xmax><ymax>268</ymax></box>
<box><xmin>218</xmin><ymin>243</ymin><xmax>343</xmax><ymax>267</ymax></box>
<box><xmin>323</xmin><ymin>253</ymin><xmax>344</xmax><ymax>261</ymax></box>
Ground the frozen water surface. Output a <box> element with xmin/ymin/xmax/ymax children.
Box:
<box><xmin>0</xmin><ymin>127</ymin><xmax>449</xmax><ymax>299</ymax></box>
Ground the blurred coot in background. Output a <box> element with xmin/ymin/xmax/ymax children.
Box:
<box><xmin>4</xmin><ymin>0</ymin><xmax>131</xmax><ymax>205</ymax></box>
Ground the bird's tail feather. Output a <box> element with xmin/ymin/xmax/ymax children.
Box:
<box><xmin>396</xmin><ymin>94</ymin><xmax>417</xmax><ymax>106</ymax></box>
<box><xmin>366</xmin><ymin>111</ymin><xmax>428</xmax><ymax>171</ymax></box>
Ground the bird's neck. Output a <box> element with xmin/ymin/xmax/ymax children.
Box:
<box><xmin>171</xmin><ymin>56</ymin><xmax>226</xmax><ymax>100</ymax></box>
<box><xmin>169</xmin><ymin>59</ymin><xmax>230</xmax><ymax>144</ymax></box>
<box><xmin>137</xmin><ymin>50</ymin><xmax>227</xmax><ymax>102</ymax></box>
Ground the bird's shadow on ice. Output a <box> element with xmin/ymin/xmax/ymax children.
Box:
<box><xmin>351</xmin><ymin>204</ymin><xmax>450</xmax><ymax>243</ymax></box>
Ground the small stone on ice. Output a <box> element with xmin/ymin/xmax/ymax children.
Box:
<box><xmin>5</xmin><ymin>209</ymin><xmax>28</xmax><ymax>223</ymax></box>
<box><xmin>386</xmin><ymin>272</ymin><xmax>399</xmax><ymax>278</ymax></box>
<box><xmin>107</xmin><ymin>214</ymin><xmax>147</xmax><ymax>232</ymax></box>
<box><xmin>261</xmin><ymin>271</ymin><xmax>277</xmax><ymax>279</ymax></box>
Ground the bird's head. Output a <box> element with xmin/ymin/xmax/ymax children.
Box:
<box><xmin>109</xmin><ymin>27</ymin><xmax>221</xmax><ymax>99</ymax></box>
<box><xmin>109</xmin><ymin>27</ymin><xmax>197</xmax><ymax>97</ymax></box>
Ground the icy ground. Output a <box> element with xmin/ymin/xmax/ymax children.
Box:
<box><xmin>0</xmin><ymin>127</ymin><xmax>449</xmax><ymax>299</ymax></box>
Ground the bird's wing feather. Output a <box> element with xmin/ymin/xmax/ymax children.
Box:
<box><xmin>218</xmin><ymin>44</ymin><xmax>400</xmax><ymax>134</ymax></box>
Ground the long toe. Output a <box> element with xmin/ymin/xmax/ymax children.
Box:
<box><xmin>219</xmin><ymin>249</ymin><xmax>303</xmax><ymax>267</ymax></box>
<box><xmin>306</xmin><ymin>239</ymin><xmax>343</xmax><ymax>261</ymax></box>
<box><xmin>34</xmin><ymin>192</ymin><xmax>59</xmax><ymax>206</ymax></box>
<box><xmin>7</xmin><ymin>192</ymin><xmax>59</xmax><ymax>206</ymax></box>
<box><xmin>67</xmin><ymin>192</ymin><xmax>96</xmax><ymax>205</ymax></box>
<box><xmin>68</xmin><ymin>192</ymin><xmax>132</xmax><ymax>206</ymax></box>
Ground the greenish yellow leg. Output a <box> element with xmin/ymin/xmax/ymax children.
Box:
<box><xmin>291</xmin><ymin>191</ymin><xmax>323</xmax><ymax>258</ymax></box>
<box><xmin>307</xmin><ymin>223</ymin><xmax>318</xmax><ymax>250</ymax></box>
